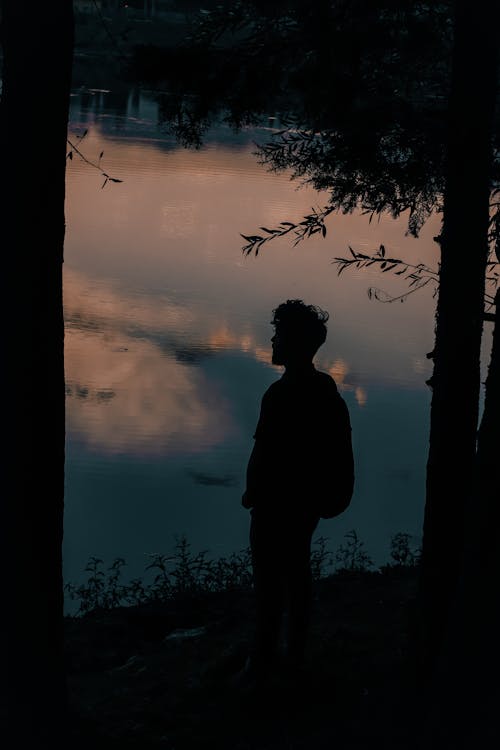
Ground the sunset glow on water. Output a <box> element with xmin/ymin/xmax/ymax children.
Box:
<box><xmin>63</xmin><ymin>86</ymin><xmax>454</xmax><ymax>598</ymax></box>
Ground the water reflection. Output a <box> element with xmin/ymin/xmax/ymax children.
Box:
<box><xmin>65</xmin><ymin>266</ymin><xmax>375</xmax><ymax>460</ymax></box>
<box><xmin>63</xmin><ymin>84</ymin><xmax>439</xmax><ymax>596</ymax></box>
<box><xmin>65</xmin><ymin>268</ymin><xmax>233</xmax><ymax>456</ymax></box>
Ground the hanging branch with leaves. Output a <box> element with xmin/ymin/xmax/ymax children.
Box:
<box><xmin>333</xmin><ymin>243</ymin><xmax>440</xmax><ymax>303</ymax></box>
<box><xmin>241</xmin><ymin>204</ymin><xmax>335</xmax><ymax>255</ymax></box>
<box><xmin>66</xmin><ymin>129</ymin><xmax>123</xmax><ymax>189</ymax></box>
<box><xmin>241</xmin><ymin>200</ymin><xmax>500</xmax><ymax>314</ymax></box>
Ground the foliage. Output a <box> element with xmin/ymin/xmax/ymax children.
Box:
<box><xmin>241</xmin><ymin>204</ymin><xmax>333</xmax><ymax>256</ymax></box>
<box><xmin>66</xmin><ymin>128</ymin><xmax>123</xmax><ymax>188</ymax></box>
<box><xmin>384</xmin><ymin>531</ymin><xmax>421</xmax><ymax>569</ymax></box>
<box><xmin>241</xmin><ymin>219</ymin><xmax>498</xmax><ymax>309</ymax></box>
<box><xmin>129</xmin><ymin>1</ymin><xmax>457</xmax><ymax>229</ymax></box>
<box><xmin>124</xmin><ymin>1</ymin><xmax>500</xmax><ymax>308</ymax></box>
<box><xmin>64</xmin><ymin>556</ymin><xmax>147</xmax><ymax>614</ymax></box>
<box><xmin>144</xmin><ymin>535</ymin><xmax>253</xmax><ymax>599</ymax></box>
<box><xmin>334</xmin><ymin>529</ymin><xmax>374</xmax><ymax>574</ymax></box>
<box><xmin>64</xmin><ymin>534</ymin><xmax>254</xmax><ymax>615</ymax></box>
<box><xmin>65</xmin><ymin>530</ymin><xmax>421</xmax><ymax>616</ymax></box>
<box><xmin>310</xmin><ymin>535</ymin><xmax>335</xmax><ymax>581</ymax></box>
<box><xmin>335</xmin><ymin>243</ymin><xmax>440</xmax><ymax>303</ymax></box>
<box><xmin>332</xmin><ymin>233</ymin><xmax>498</xmax><ymax>309</ymax></box>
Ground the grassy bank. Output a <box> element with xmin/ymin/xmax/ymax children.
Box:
<box><xmin>64</xmin><ymin>533</ymin><xmax>422</xmax><ymax>749</ymax></box>
<box><xmin>64</xmin><ymin>531</ymin><xmax>420</xmax><ymax>615</ymax></box>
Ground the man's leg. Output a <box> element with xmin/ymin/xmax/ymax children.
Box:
<box><xmin>284</xmin><ymin>514</ymin><xmax>319</xmax><ymax>672</ymax></box>
<box><xmin>249</xmin><ymin>510</ymin><xmax>285</xmax><ymax>676</ymax></box>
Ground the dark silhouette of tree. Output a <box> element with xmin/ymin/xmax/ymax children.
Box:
<box><xmin>0</xmin><ymin>2</ymin><xmax>74</xmax><ymax>746</ymax></box>
<box><xmin>416</xmin><ymin>0</ymin><xmax>499</xmax><ymax>685</ymax></box>
<box><xmin>126</xmin><ymin>0</ymin><xmax>500</xmax><ymax>716</ymax></box>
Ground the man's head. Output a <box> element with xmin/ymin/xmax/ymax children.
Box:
<box><xmin>270</xmin><ymin>299</ymin><xmax>329</xmax><ymax>366</ymax></box>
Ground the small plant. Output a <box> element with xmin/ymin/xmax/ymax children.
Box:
<box><xmin>169</xmin><ymin>535</ymin><xmax>212</xmax><ymax>595</ymax></box>
<box><xmin>144</xmin><ymin>551</ymin><xmax>176</xmax><ymax>601</ymax></box>
<box><xmin>200</xmin><ymin>548</ymin><xmax>253</xmax><ymax>592</ymax></box>
<box><xmin>334</xmin><ymin>530</ymin><xmax>373</xmax><ymax>574</ymax></box>
<box><xmin>310</xmin><ymin>536</ymin><xmax>335</xmax><ymax>581</ymax></box>
<box><xmin>387</xmin><ymin>532</ymin><xmax>421</xmax><ymax>568</ymax></box>
<box><xmin>64</xmin><ymin>556</ymin><xmax>128</xmax><ymax>614</ymax></box>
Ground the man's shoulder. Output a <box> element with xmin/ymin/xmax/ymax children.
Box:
<box><xmin>314</xmin><ymin>369</ymin><xmax>337</xmax><ymax>384</ymax></box>
<box><xmin>265</xmin><ymin>368</ymin><xmax>340</xmax><ymax>392</ymax></box>
<box><xmin>263</xmin><ymin>377</ymin><xmax>284</xmax><ymax>394</ymax></box>
<box><xmin>260</xmin><ymin>377</ymin><xmax>284</xmax><ymax>404</ymax></box>
<box><xmin>314</xmin><ymin>369</ymin><xmax>340</xmax><ymax>393</ymax></box>
<box><xmin>262</xmin><ymin>369</ymin><xmax>342</xmax><ymax>400</ymax></box>
<box><xmin>314</xmin><ymin>370</ymin><xmax>350</xmax><ymax>415</ymax></box>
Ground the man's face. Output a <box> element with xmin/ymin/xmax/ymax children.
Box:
<box><xmin>272</xmin><ymin>324</ymin><xmax>314</xmax><ymax>366</ymax></box>
<box><xmin>271</xmin><ymin>327</ymin><xmax>289</xmax><ymax>365</ymax></box>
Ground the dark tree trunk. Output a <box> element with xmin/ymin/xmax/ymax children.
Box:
<box><xmin>476</xmin><ymin>289</ymin><xmax>500</xmax><ymax>549</ymax></box>
<box><xmin>419</xmin><ymin>302</ymin><xmax>500</xmax><ymax>748</ymax></box>
<box><xmin>0</xmin><ymin>2</ymin><xmax>74</xmax><ymax>746</ymax></box>
<box><xmin>417</xmin><ymin>0</ymin><xmax>499</xmax><ymax>680</ymax></box>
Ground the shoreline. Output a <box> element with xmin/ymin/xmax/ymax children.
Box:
<box><xmin>65</xmin><ymin>565</ymin><xmax>421</xmax><ymax>748</ymax></box>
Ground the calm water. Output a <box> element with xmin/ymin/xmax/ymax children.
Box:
<box><xmin>63</xmin><ymin>83</ymin><xmax>447</xmax><ymax>598</ymax></box>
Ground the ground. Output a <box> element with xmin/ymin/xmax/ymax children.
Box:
<box><xmin>64</xmin><ymin>567</ymin><xmax>423</xmax><ymax>749</ymax></box>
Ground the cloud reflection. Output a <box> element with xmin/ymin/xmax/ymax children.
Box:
<box><xmin>64</xmin><ymin>269</ymin><xmax>232</xmax><ymax>456</ymax></box>
<box><xmin>65</xmin><ymin>326</ymin><xmax>230</xmax><ymax>456</ymax></box>
<box><xmin>325</xmin><ymin>358</ymin><xmax>367</xmax><ymax>406</ymax></box>
<box><xmin>64</xmin><ymin>268</ymin><xmax>365</xmax><ymax>456</ymax></box>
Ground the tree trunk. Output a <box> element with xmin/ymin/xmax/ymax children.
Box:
<box><xmin>417</xmin><ymin>0</ymin><xmax>499</xmax><ymax>681</ymax></box>
<box><xmin>0</xmin><ymin>2</ymin><xmax>74</xmax><ymax>746</ymax></box>
<box><xmin>419</xmin><ymin>300</ymin><xmax>500</xmax><ymax>748</ymax></box>
<box><xmin>476</xmin><ymin>289</ymin><xmax>500</xmax><ymax>549</ymax></box>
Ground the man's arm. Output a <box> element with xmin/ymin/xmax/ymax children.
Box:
<box><xmin>242</xmin><ymin>389</ymin><xmax>272</xmax><ymax>508</ymax></box>
<box><xmin>242</xmin><ymin>440</ymin><xmax>265</xmax><ymax>508</ymax></box>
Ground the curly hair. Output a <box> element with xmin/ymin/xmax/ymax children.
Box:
<box><xmin>271</xmin><ymin>299</ymin><xmax>329</xmax><ymax>353</ymax></box>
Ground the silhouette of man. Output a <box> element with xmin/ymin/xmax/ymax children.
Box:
<box><xmin>241</xmin><ymin>299</ymin><xmax>354</xmax><ymax>685</ymax></box>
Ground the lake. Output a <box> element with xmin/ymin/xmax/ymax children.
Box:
<box><xmin>63</xmin><ymin>78</ymin><xmax>449</xmax><ymax>601</ymax></box>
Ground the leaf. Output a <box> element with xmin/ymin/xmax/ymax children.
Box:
<box><xmin>379</xmin><ymin>244</ymin><xmax>386</xmax><ymax>257</ymax></box>
<box><xmin>109</xmin><ymin>178</ymin><xmax>123</xmax><ymax>183</ymax></box>
<box><xmin>240</xmin><ymin>234</ymin><xmax>261</xmax><ymax>243</ymax></box>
